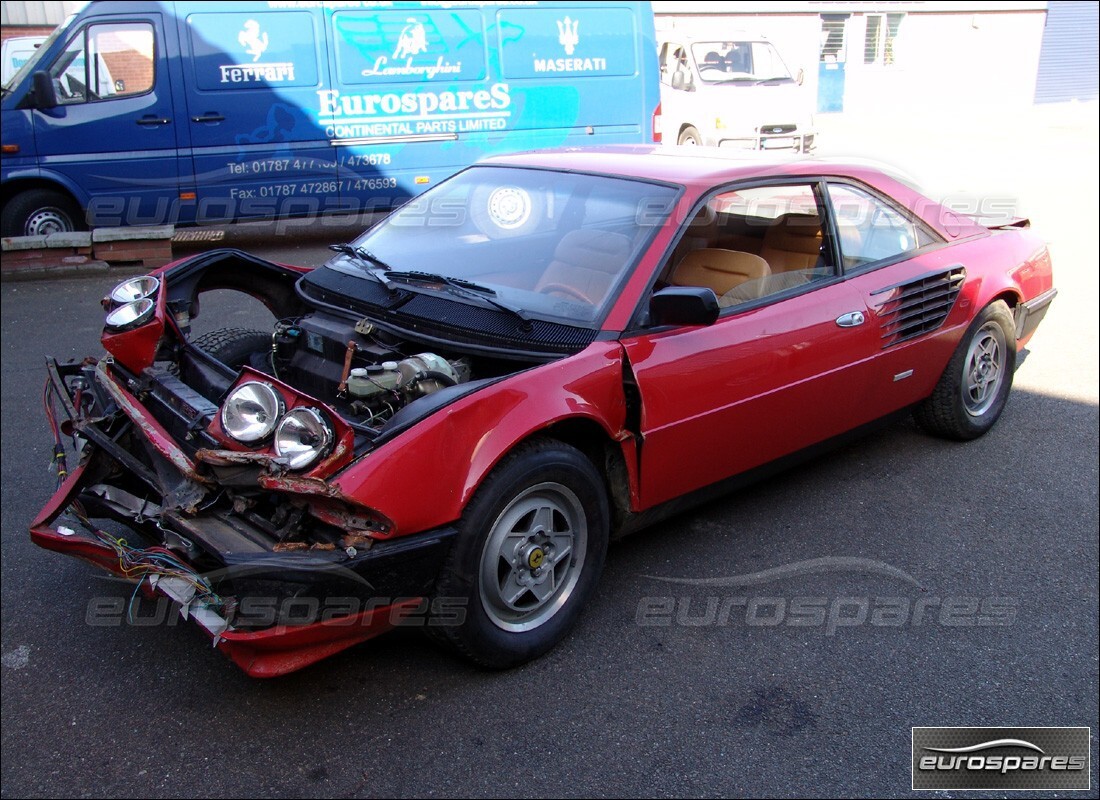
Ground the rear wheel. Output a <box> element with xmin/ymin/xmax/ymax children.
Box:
<box><xmin>2</xmin><ymin>188</ymin><xmax>85</xmax><ymax>237</ymax></box>
<box><xmin>430</xmin><ymin>439</ymin><xmax>609</xmax><ymax>668</ymax></box>
<box><xmin>914</xmin><ymin>300</ymin><xmax>1016</xmax><ymax>440</ymax></box>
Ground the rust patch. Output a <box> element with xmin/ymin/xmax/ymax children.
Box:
<box><xmin>273</xmin><ymin>541</ymin><xmax>308</xmax><ymax>552</ymax></box>
<box><xmin>196</xmin><ymin>449</ymin><xmax>286</xmax><ymax>469</ymax></box>
<box><xmin>340</xmin><ymin>533</ymin><xmax>375</xmax><ymax>550</ymax></box>
<box><xmin>310</xmin><ymin>542</ymin><xmax>337</xmax><ymax>551</ymax></box>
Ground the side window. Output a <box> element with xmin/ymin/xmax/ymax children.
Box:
<box><xmin>664</xmin><ymin>183</ymin><xmax>835</xmax><ymax>310</ymax></box>
<box><xmin>827</xmin><ymin>183</ymin><xmax>933</xmax><ymax>270</ymax></box>
<box><xmin>49</xmin><ymin>23</ymin><xmax>154</xmax><ymax>104</ymax></box>
<box><xmin>659</xmin><ymin>42</ymin><xmax>688</xmax><ymax>87</ymax></box>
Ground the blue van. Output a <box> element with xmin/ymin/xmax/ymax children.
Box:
<box><xmin>0</xmin><ymin>1</ymin><xmax>659</xmax><ymax>236</ymax></box>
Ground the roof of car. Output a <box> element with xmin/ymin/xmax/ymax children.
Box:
<box><xmin>480</xmin><ymin>145</ymin><xmax>920</xmax><ymax>193</ymax></box>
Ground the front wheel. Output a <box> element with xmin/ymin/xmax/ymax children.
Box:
<box><xmin>914</xmin><ymin>300</ymin><xmax>1017</xmax><ymax>440</ymax></box>
<box><xmin>1</xmin><ymin>188</ymin><xmax>85</xmax><ymax>237</ymax></box>
<box><xmin>430</xmin><ymin>439</ymin><xmax>609</xmax><ymax>668</ymax></box>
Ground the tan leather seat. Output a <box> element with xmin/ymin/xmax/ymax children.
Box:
<box><xmin>535</xmin><ymin>229</ymin><xmax>632</xmax><ymax>303</ymax></box>
<box><xmin>760</xmin><ymin>213</ymin><xmax>823</xmax><ymax>273</ymax></box>
<box><xmin>670</xmin><ymin>248</ymin><xmax>770</xmax><ymax>296</ymax></box>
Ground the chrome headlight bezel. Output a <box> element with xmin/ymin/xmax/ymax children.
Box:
<box><xmin>104</xmin><ymin>297</ymin><xmax>156</xmax><ymax>331</ymax></box>
<box><xmin>221</xmin><ymin>381</ymin><xmax>285</xmax><ymax>444</ymax></box>
<box><xmin>273</xmin><ymin>407</ymin><xmax>334</xmax><ymax>470</ymax></box>
<box><xmin>109</xmin><ymin>275</ymin><xmax>161</xmax><ymax>305</ymax></box>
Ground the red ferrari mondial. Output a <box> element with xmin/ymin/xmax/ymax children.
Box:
<box><xmin>34</xmin><ymin>147</ymin><xmax>1056</xmax><ymax>676</ymax></box>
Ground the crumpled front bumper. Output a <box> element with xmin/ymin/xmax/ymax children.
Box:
<box><xmin>31</xmin><ymin>357</ymin><xmax>455</xmax><ymax>677</ymax></box>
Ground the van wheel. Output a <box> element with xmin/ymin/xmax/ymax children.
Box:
<box><xmin>429</xmin><ymin>438</ymin><xmax>609</xmax><ymax>668</ymax></box>
<box><xmin>2</xmin><ymin>188</ymin><xmax>85</xmax><ymax>237</ymax></box>
<box><xmin>678</xmin><ymin>126</ymin><xmax>702</xmax><ymax>146</ymax></box>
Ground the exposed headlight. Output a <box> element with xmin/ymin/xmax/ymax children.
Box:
<box><xmin>104</xmin><ymin>298</ymin><xmax>156</xmax><ymax>331</ymax></box>
<box><xmin>109</xmin><ymin>275</ymin><xmax>160</xmax><ymax>304</ymax></box>
<box><xmin>221</xmin><ymin>381</ymin><xmax>285</xmax><ymax>443</ymax></box>
<box><xmin>274</xmin><ymin>408</ymin><xmax>333</xmax><ymax>470</ymax></box>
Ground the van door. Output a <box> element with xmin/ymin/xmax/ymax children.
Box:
<box><xmin>30</xmin><ymin>14</ymin><xmax>181</xmax><ymax>227</ymax></box>
<box><xmin>657</xmin><ymin>41</ymin><xmax>699</xmax><ymax>145</ymax></box>
<box><xmin>175</xmin><ymin>7</ymin><xmax>339</xmax><ymax>223</ymax></box>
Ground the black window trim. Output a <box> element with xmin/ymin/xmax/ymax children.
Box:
<box><xmin>51</xmin><ymin>19</ymin><xmax>158</xmax><ymax>106</ymax></box>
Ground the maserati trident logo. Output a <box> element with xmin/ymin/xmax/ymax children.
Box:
<box><xmin>557</xmin><ymin>16</ymin><xmax>580</xmax><ymax>55</ymax></box>
<box><xmin>237</xmin><ymin>20</ymin><xmax>268</xmax><ymax>62</ymax></box>
<box><xmin>912</xmin><ymin>727</ymin><xmax>1090</xmax><ymax>790</ymax></box>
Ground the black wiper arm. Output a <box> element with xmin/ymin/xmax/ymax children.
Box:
<box><xmin>328</xmin><ymin>244</ymin><xmax>397</xmax><ymax>289</ymax></box>
<box><xmin>384</xmin><ymin>270</ymin><xmax>495</xmax><ymax>295</ymax></box>
<box><xmin>384</xmin><ymin>270</ymin><xmax>533</xmax><ymax>330</ymax></box>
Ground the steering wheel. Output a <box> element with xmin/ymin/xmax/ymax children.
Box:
<box><xmin>539</xmin><ymin>283</ymin><xmax>593</xmax><ymax>304</ymax></box>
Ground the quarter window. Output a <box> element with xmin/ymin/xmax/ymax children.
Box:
<box><xmin>50</xmin><ymin>23</ymin><xmax>154</xmax><ymax>104</ymax></box>
<box><xmin>827</xmin><ymin>183</ymin><xmax>933</xmax><ymax>270</ymax></box>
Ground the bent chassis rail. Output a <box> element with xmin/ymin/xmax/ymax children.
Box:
<box><xmin>32</xmin><ymin>358</ymin><xmax>455</xmax><ymax>677</ymax></box>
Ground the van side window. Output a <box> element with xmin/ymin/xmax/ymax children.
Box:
<box><xmin>49</xmin><ymin>23</ymin><xmax>154</xmax><ymax>104</ymax></box>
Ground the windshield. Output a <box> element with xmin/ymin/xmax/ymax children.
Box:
<box><xmin>2</xmin><ymin>15</ymin><xmax>75</xmax><ymax>93</ymax></box>
<box><xmin>690</xmin><ymin>41</ymin><xmax>793</xmax><ymax>83</ymax></box>
<box><xmin>339</xmin><ymin>166</ymin><xmax>677</xmax><ymax>327</ymax></box>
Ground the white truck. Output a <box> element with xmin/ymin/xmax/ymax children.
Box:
<box><xmin>656</xmin><ymin>32</ymin><xmax>815</xmax><ymax>151</ymax></box>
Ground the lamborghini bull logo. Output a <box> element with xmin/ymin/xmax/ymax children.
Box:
<box><xmin>393</xmin><ymin>19</ymin><xmax>428</xmax><ymax>60</ymax></box>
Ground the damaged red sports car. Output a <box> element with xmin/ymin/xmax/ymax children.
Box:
<box><xmin>32</xmin><ymin>147</ymin><xmax>1056</xmax><ymax>676</ymax></box>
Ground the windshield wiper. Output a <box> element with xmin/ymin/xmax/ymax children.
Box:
<box><xmin>384</xmin><ymin>270</ymin><xmax>533</xmax><ymax>331</ymax></box>
<box><xmin>328</xmin><ymin>243</ymin><xmax>396</xmax><ymax>289</ymax></box>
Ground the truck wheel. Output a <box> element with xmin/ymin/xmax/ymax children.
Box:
<box><xmin>429</xmin><ymin>438</ymin><xmax>609</xmax><ymax>668</ymax></box>
<box><xmin>678</xmin><ymin>126</ymin><xmax>702</xmax><ymax>146</ymax></box>
<box><xmin>1</xmin><ymin>188</ymin><xmax>85</xmax><ymax>237</ymax></box>
<box><xmin>914</xmin><ymin>300</ymin><xmax>1016</xmax><ymax>440</ymax></box>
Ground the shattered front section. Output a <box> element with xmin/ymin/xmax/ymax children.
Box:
<box><xmin>33</xmin><ymin>357</ymin><xmax>455</xmax><ymax>676</ymax></box>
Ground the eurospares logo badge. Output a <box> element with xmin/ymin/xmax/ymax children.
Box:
<box><xmin>912</xmin><ymin>727</ymin><xmax>1090</xmax><ymax>790</ymax></box>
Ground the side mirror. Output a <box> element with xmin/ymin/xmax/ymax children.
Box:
<box><xmin>32</xmin><ymin>71</ymin><xmax>58</xmax><ymax>109</ymax></box>
<box><xmin>650</xmin><ymin>286</ymin><xmax>719</xmax><ymax>327</ymax></box>
<box><xmin>670</xmin><ymin>70</ymin><xmax>686</xmax><ymax>91</ymax></box>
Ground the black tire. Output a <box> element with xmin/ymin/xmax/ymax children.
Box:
<box><xmin>191</xmin><ymin>327</ymin><xmax>271</xmax><ymax>371</ymax></box>
<box><xmin>1</xmin><ymin>188</ymin><xmax>85</xmax><ymax>237</ymax></box>
<box><xmin>429</xmin><ymin>438</ymin><xmax>609</xmax><ymax>668</ymax></box>
<box><xmin>678</xmin><ymin>125</ymin><xmax>702</xmax><ymax>146</ymax></box>
<box><xmin>914</xmin><ymin>300</ymin><xmax>1016</xmax><ymax>440</ymax></box>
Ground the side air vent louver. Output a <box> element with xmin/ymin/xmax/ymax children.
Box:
<box><xmin>874</xmin><ymin>266</ymin><xmax>965</xmax><ymax>348</ymax></box>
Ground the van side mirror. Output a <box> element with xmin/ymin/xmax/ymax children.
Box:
<box><xmin>670</xmin><ymin>70</ymin><xmax>685</xmax><ymax>91</ymax></box>
<box><xmin>650</xmin><ymin>286</ymin><xmax>719</xmax><ymax>327</ymax></box>
<box><xmin>32</xmin><ymin>71</ymin><xmax>58</xmax><ymax>109</ymax></box>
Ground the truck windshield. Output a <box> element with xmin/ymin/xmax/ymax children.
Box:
<box><xmin>690</xmin><ymin>41</ymin><xmax>793</xmax><ymax>84</ymax></box>
<box><xmin>2</xmin><ymin>15</ymin><xmax>75</xmax><ymax>93</ymax></box>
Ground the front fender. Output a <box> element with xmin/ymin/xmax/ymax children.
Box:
<box><xmin>332</xmin><ymin>341</ymin><xmax>630</xmax><ymax>538</ymax></box>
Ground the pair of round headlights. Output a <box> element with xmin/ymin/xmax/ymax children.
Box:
<box><xmin>104</xmin><ymin>276</ymin><xmax>160</xmax><ymax>331</ymax></box>
<box><xmin>221</xmin><ymin>381</ymin><xmax>333</xmax><ymax>470</ymax></box>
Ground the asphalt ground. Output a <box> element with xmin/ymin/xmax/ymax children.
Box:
<box><xmin>1</xmin><ymin>103</ymin><xmax>1097</xmax><ymax>798</ymax></box>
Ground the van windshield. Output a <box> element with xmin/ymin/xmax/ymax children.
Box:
<box><xmin>2</xmin><ymin>15</ymin><xmax>75</xmax><ymax>93</ymax></box>
<box><xmin>690</xmin><ymin>41</ymin><xmax>794</xmax><ymax>84</ymax></box>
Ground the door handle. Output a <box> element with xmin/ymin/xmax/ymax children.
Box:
<box><xmin>836</xmin><ymin>311</ymin><xmax>865</xmax><ymax>328</ymax></box>
<box><xmin>190</xmin><ymin>113</ymin><xmax>225</xmax><ymax>123</ymax></box>
<box><xmin>136</xmin><ymin>115</ymin><xmax>171</xmax><ymax>126</ymax></box>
